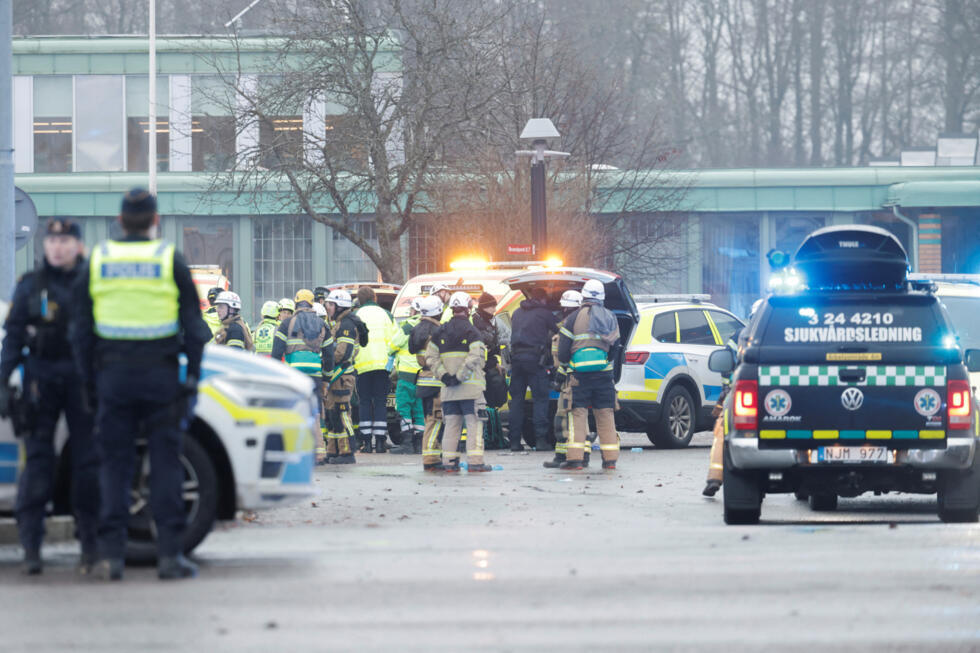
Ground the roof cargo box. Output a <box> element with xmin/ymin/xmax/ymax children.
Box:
<box><xmin>793</xmin><ymin>225</ymin><xmax>909</xmax><ymax>291</ymax></box>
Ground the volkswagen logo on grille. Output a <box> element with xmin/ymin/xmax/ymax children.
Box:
<box><xmin>841</xmin><ymin>387</ymin><xmax>864</xmax><ymax>411</ymax></box>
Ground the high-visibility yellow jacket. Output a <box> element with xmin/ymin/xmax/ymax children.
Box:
<box><xmin>353</xmin><ymin>302</ymin><xmax>395</xmax><ymax>374</ymax></box>
<box><xmin>89</xmin><ymin>240</ymin><xmax>179</xmax><ymax>340</ymax></box>
<box><xmin>252</xmin><ymin>318</ymin><xmax>278</xmax><ymax>355</ymax></box>
<box><xmin>389</xmin><ymin>315</ymin><xmax>421</xmax><ymax>376</ymax></box>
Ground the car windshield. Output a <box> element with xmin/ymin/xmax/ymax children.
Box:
<box><xmin>938</xmin><ymin>296</ymin><xmax>980</xmax><ymax>349</ymax></box>
<box><xmin>393</xmin><ymin>276</ymin><xmax>513</xmax><ymax>318</ymax></box>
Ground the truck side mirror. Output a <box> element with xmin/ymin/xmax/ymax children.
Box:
<box><xmin>966</xmin><ymin>349</ymin><xmax>980</xmax><ymax>373</ymax></box>
<box><xmin>708</xmin><ymin>348</ymin><xmax>736</xmax><ymax>374</ymax></box>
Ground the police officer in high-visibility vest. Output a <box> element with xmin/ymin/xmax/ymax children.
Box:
<box><xmin>0</xmin><ymin>218</ymin><xmax>99</xmax><ymax>576</ymax></box>
<box><xmin>71</xmin><ymin>188</ymin><xmax>210</xmax><ymax>581</ymax></box>
<box><xmin>410</xmin><ymin>295</ymin><xmax>445</xmax><ymax>470</ymax></box>
<box><xmin>353</xmin><ymin>286</ymin><xmax>396</xmax><ymax>453</ymax></box>
<box><xmin>202</xmin><ymin>287</ymin><xmax>222</xmax><ymax>336</ymax></box>
<box><xmin>544</xmin><ymin>290</ymin><xmax>589</xmax><ymax>469</ymax></box>
<box><xmin>556</xmin><ymin>279</ymin><xmax>622</xmax><ymax>470</ymax></box>
<box><xmin>271</xmin><ymin>289</ymin><xmax>332</xmax><ymax>463</ymax></box>
<box><xmin>212</xmin><ymin>291</ymin><xmax>254</xmax><ymax>351</ymax></box>
<box><xmin>252</xmin><ymin>301</ymin><xmax>280</xmax><ymax>356</ymax></box>
<box><xmin>388</xmin><ymin>297</ymin><xmax>424</xmax><ymax>454</ymax></box>
<box><xmin>322</xmin><ymin>289</ymin><xmax>364</xmax><ymax>464</ymax></box>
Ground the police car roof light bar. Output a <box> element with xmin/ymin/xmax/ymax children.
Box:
<box><xmin>908</xmin><ymin>273</ymin><xmax>980</xmax><ymax>287</ymax></box>
<box><xmin>632</xmin><ymin>293</ymin><xmax>711</xmax><ymax>303</ymax></box>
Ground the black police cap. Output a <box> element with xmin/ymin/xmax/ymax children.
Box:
<box><xmin>44</xmin><ymin>218</ymin><xmax>82</xmax><ymax>239</ymax></box>
<box><xmin>121</xmin><ymin>187</ymin><xmax>158</xmax><ymax>216</ymax></box>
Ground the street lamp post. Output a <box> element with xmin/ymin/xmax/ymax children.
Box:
<box><xmin>516</xmin><ymin>118</ymin><xmax>568</xmax><ymax>257</ymax></box>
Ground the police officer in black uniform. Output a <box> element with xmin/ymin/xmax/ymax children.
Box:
<box><xmin>0</xmin><ymin>219</ymin><xmax>99</xmax><ymax>575</ymax></box>
<box><xmin>71</xmin><ymin>189</ymin><xmax>210</xmax><ymax>581</ymax></box>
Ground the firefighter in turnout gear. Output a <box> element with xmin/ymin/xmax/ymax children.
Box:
<box><xmin>556</xmin><ymin>279</ymin><xmax>622</xmax><ymax>470</ymax></box>
<box><xmin>277</xmin><ymin>298</ymin><xmax>295</xmax><ymax>322</ymax></box>
<box><xmin>322</xmin><ymin>289</ymin><xmax>364</xmax><ymax>464</ymax></box>
<box><xmin>212</xmin><ymin>291</ymin><xmax>254</xmax><ymax>351</ymax></box>
<box><xmin>411</xmin><ymin>295</ymin><xmax>446</xmax><ymax>470</ymax></box>
<box><xmin>426</xmin><ymin>292</ymin><xmax>492</xmax><ymax>473</ymax></box>
<box><xmin>388</xmin><ymin>297</ymin><xmax>425</xmax><ymax>455</ymax></box>
<box><xmin>252</xmin><ymin>301</ymin><xmax>280</xmax><ymax>356</ymax></box>
<box><xmin>202</xmin><ymin>287</ymin><xmax>222</xmax><ymax>336</ymax></box>
<box><xmin>271</xmin><ymin>289</ymin><xmax>333</xmax><ymax>463</ymax></box>
<box><xmin>0</xmin><ymin>219</ymin><xmax>99</xmax><ymax>576</ymax></box>
<box><xmin>544</xmin><ymin>290</ymin><xmax>589</xmax><ymax>469</ymax></box>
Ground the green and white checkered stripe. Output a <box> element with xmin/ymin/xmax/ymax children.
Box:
<box><xmin>759</xmin><ymin>365</ymin><xmax>946</xmax><ymax>387</ymax></box>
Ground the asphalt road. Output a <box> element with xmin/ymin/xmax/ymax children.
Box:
<box><xmin>2</xmin><ymin>431</ymin><xmax>979</xmax><ymax>652</ymax></box>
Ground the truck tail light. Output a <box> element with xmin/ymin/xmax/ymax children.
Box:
<box><xmin>733</xmin><ymin>380</ymin><xmax>758</xmax><ymax>430</ymax></box>
<box><xmin>624</xmin><ymin>351</ymin><xmax>650</xmax><ymax>365</ymax></box>
<box><xmin>947</xmin><ymin>379</ymin><xmax>972</xmax><ymax>430</ymax></box>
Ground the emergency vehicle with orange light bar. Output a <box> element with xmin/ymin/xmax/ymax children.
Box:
<box><xmin>711</xmin><ymin>225</ymin><xmax>980</xmax><ymax>525</ymax></box>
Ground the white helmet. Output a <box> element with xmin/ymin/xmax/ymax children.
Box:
<box><xmin>326</xmin><ymin>288</ymin><xmax>353</xmax><ymax>308</ymax></box>
<box><xmin>215</xmin><ymin>290</ymin><xmax>241</xmax><ymax>311</ymax></box>
<box><xmin>410</xmin><ymin>296</ymin><xmax>423</xmax><ymax>313</ymax></box>
<box><xmin>582</xmin><ymin>279</ymin><xmax>605</xmax><ymax>302</ymax></box>
<box><xmin>448</xmin><ymin>291</ymin><xmax>471</xmax><ymax>310</ymax></box>
<box><xmin>313</xmin><ymin>302</ymin><xmax>327</xmax><ymax>317</ymax></box>
<box><xmin>560</xmin><ymin>290</ymin><xmax>584</xmax><ymax>308</ymax></box>
<box><xmin>419</xmin><ymin>295</ymin><xmax>443</xmax><ymax>317</ymax></box>
<box><xmin>430</xmin><ymin>282</ymin><xmax>450</xmax><ymax>295</ymax></box>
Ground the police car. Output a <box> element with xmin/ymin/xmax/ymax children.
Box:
<box><xmin>0</xmin><ymin>332</ymin><xmax>317</xmax><ymax>561</ymax></box>
<box><xmin>618</xmin><ymin>296</ymin><xmax>744</xmax><ymax>447</ymax></box>
<box><xmin>712</xmin><ymin>225</ymin><xmax>980</xmax><ymax>525</ymax></box>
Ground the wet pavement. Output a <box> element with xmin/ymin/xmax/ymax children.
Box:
<box><xmin>2</xmin><ymin>431</ymin><xmax>979</xmax><ymax>652</ymax></box>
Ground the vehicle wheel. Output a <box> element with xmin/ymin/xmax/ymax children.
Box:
<box><xmin>125</xmin><ymin>436</ymin><xmax>219</xmax><ymax>564</ymax></box>
<box><xmin>808</xmin><ymin>493</ymin><xmax>838</xmax><ymax>511</ymax></box>
<box><xmin>938</xmin><ymin>458</ymin><xmax>980</xmax><ymax>523</ymax></box>
<box><xmin>793</xmin><ymin>490</ymin><xmax>808</xmax><ymax>501</ymax></box>
<box><xmin>651</xmin><ymin>386</ymin><xmax>696</xmax><ymax>449</ymax></box>
<box><xmin>722</xmin><ymin>442</ymin><xmax>761</xmax><ymax>525</ymax></box>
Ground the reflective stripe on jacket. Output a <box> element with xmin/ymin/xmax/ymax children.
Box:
<box><xmin>89</xmin><ymin>239</ymin><xmax>179</xmax><ymax>340</ymax></box>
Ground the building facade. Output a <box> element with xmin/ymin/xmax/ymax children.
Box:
<box><xmin>12</xmin><ymin>37</ymin><xmax>980</xmax><ymax>322</ymax></box>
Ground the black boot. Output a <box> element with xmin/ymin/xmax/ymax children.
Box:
<box><xmin>327</xmin><ymin>453</ymin><xmax>356</xmax><ymax>464</ymax></box>
<box><xmin>602</xmin><ymin>460</ymin><xmax>617</xmax><ymax>470</ymax></box>
<box><xmin>535</xmin><ymin>437</ymin><xmax>553</xmax><ymax>452</ymax></box>
<box><xmin>412</xmin><ymin>433</ymin><xmax>422</xmax><ymax>454</ymax></box>
<box><xmin>77</xmin><ymin>545</ymin><xmax>98</xmax><ymax>576</ymax></box>
<box><xmin>468</xmin><ymin>463</ymin><xmax>493</xmax><ymax>472</ymax></box>
<box><xmin>558</xmin><ymin>458</ymin><xmax>584</xmax><ymax>470</ymax></box>
<box><xmin>424</xmin><ymin>461</ymin><xmax>445</xmax><ymax>472</ymax></box>
<box><xmin>583</xmin><ymin>450</ymin><xmax>591</xmax><ymax>467</ymax></box>
<box><xmin>359</xmin><ymin>433</ymin><xmax>373</xmax><ymax>453</ymax></box>
<box><xmin>22</xmin><ymin>549</ymin><xmax>41</xmax><ymax>576</ymax></box>
<box><xmin>543</xmin><ymin>452</ymin><xmax>566</xmax><ymax>468</ymax></box>
<box><xmin>388</xmin><ymin>432</ymin><xmax>414</xmax><ymax>454</ymax></box>
<box><xmin>374</xmin><ymin>435</ymin><xmax>388</xmax><ymax>454</ymax></box>
<box><xmin>94</xmin><ymin>558</ymin><xmax>125</xmax><ymax>581</ymax></box>
<box><xmin>702</xmin><ymin>479</ymin><xmax>722</xmax><ymax>497</ymax></box>
<box><xmin>509</xmin><ymin>434</ymin><xmax>524</xmax><ymax>452</ymax></box>
<box><xmin>158</xmin><ymin>554</ymin><xmax>199</xmax><ymax>580</ymax></box>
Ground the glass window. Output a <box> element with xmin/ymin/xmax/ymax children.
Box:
<box><xmin>333</xmin><ymin>220</ymin><xmax>379</xmax><ymax>282</ymax></box>
<box><xmin>701</xmin><ymin>213</ymin><xmax>760</xmax><ymax>319</ymax></box>
<box><xmin>75</xmin><ymin>76</ymin><xmax>124</xmax><ymax>171</ymax></box>
<box><xmin>773</xmin><ymin>214</ymin><xmax>826</xmax><ymax>256</ymax></box>
<box><xmin>182</xmin><ymin>220</ymin><xmax>235</xmax><ymax>287</ymax></box>
<box><xmin>253</xmin><ymin>215</ymin><xmax>313</xmax><ymax>311</ymax></box>
<box><xmin>259</xmin><ymin>115</ymin><xmax>303</xmax><ymax>169</ymax></box>
<box><xmin>708</xmin><ymin>310</ymin><xmax>743</xmax><ymax>345</ymax></box>
<box><xmin>676</xmin><ymin>309</ymin><xmax>714</xmax><ymax>345</ymax></box>
<box><xmin>191</xmin><ymin>76</ymin><xmax>236</xmax><ymax>172</ymax></box>
<box><xmin>652</xmin><ymin>312</ymin><xmax>676</xmax><ymax>343</ymax></box>
<box><xmin>33</xmin><ymin>76</ymin><xmax>73</xmax><ymax>173</ymax></box>
<box><xmin>126</xmin><ymin>76</ymin><xmax>170</xmax><ymax>172</ymax></box>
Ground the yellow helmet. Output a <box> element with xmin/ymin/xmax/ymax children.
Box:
<box><xmin>295</xmin><ymin>289</ymin><xmax>315</xmax><ymax>305</ymax></box>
